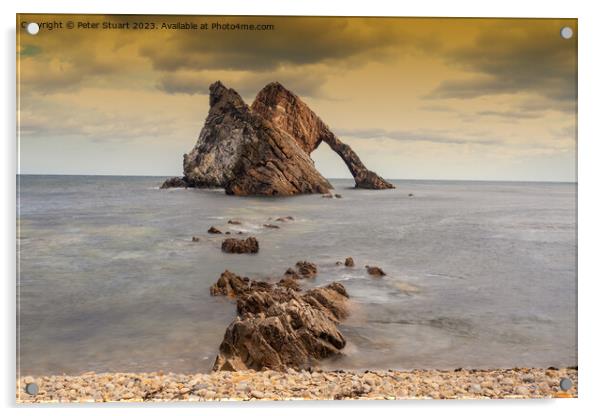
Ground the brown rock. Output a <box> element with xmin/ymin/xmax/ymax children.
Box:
<box><xmin>182</xmin><ymin>82</ymin><xmax>332</xmax><ymax>196</ymax></box>
<box><xmin>277</xmin><ymin>277</ymin><xmax>301</xmax><ymax>291</ymax></box>
<box><xmin>228</xmin><ymin>220</ymin><xmax>242</xmax><ymax>225</ymax></box>
<box><xmin>213</xmin><ymin>282</ymin><xmax>349</xmax><ymax>372</ymax></box>
<box><xmin>207</xmin><ymin>226</ymin><xmax>222</xmax><ymax>234</ymax></box>
<box><xmin>295</xmin><ymin>261</ymin><xmax>318</xmax><ymax>278</ymax></box>
<box><xmin>192</xmin><ymin>236</ymin><xmax>200</xmax><ymax>242</ymax></box>
<box><xmin>284</xmin><ymin>268</ymin><xmax>300</xmax><ymax>279</ymax></box>
<box><xmin>263</xmin><ymin>224</ymin><xmax>280</xmax><ymax>229</ymax></box>
<box><xmin>209</xmin><ymin>270</ymin><xmax>249</xmax><ymax>297</ymax></box>
<box><xmin>252</xmin><ymin>82</ymin><xmax>394</xmax><ymax>190</ymax></box>
<box><xmin>169</xmin><ymin>81</ymin><xmax>392</xmax><ymax>196</ymax></box>
<box><xmin>275</xmin><ymin>216</ymin><xmax>294</xmax><ymax>222</ymax></box>
<box><xmin>366</xmin><ymin>265</ymin><xmax>386</xmax><ymax>277</ymax></box>
<box><xmin>221</xmin><ymin>237</ymin><xmax>259</xmax><ymax>254</ymax></box>
<box><xmin>160</xmin><ymin>176</ymin><xmax>189</xmax><ymax>189</ymax></box>
<box><xmin>344</xmin><ymin>257</ymin><xmax>355</xmax><ymax>267</ymax></box>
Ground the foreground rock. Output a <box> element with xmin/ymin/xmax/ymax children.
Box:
<box><xmin>17</xmin><ymin>367</ymin><xmax>578</xmax><ymax>402</ymax></box>
<box><xmin>210</xmin><ymin>269</ymin><xmax>349</xmax><ymax>371</ymax></box>
<box><xmin>221</xmin><ymin>237</ymin><xmax>259</xmax><ymax>254</ymax></box>
<box><xmin>161</xmin><ymin>81</ymin><xmax>393</xmax><ymax>194</ymax></box>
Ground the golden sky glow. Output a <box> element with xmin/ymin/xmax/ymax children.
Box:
<box><xmin>17</xmin><ymin>15</ymin><xmax>577</xmax><ymax>181</ymax></box>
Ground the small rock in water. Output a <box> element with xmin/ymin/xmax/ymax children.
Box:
<box><xmin>221</xmin><ymin>237</ymin><xmax>259</xmax><ymax>254</ymax></box>
<box><xmin>228</xmin><ymin>220</ymin><xmax>242</xmax><ymax>225</ymax></box>
<box><xmin>334</xmin><ymin>194</ymin><xmax>342</xmax><ymax>198</ymax></box>
<box><xmin>344</xmin><ymin>257</ymin><xmax>355</xmax><ymax>267</ymax></box>
<box><xmin>408</xmin><ymin>193</ymin><xmax>414</xmax><ymax>197</ymax></box>
<box><xmin>192</xmin><ymin>236</ymin><xmax>200</xmax><ymax>242</ymax></box>
<box><xmin>295</xmin><ymin>261</ymin><xmax>318</xmax><ymax>278</ymax></box>
<box><xmin>263</xmin><ymin>223</ymin><xmax>280</xmax><ymax>229</ymax></box>
<box><xmin>275</xmin><ymin>216</ymin><xmax>294</xmax><ymax>222</ymax></box>
<box><xmin>322</xmin><ymin>194</ymin><xmax>334</xmax><ymax>199</ymax></box>
<box><xmin>366</xmin><ymin>265</ymin><xmax>386</xmax><ymax>277</ymax></box>
<box><xmin>207</xmin><ymin>226</ymin><xmax>222</xmax><ymax>234</ymax></box>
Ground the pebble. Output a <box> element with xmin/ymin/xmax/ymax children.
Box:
<box><xmin>16</xmin><ymin>367</ymin><xmax>577</xmax><ymax>402</ymax></box>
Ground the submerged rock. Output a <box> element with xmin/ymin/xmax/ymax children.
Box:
<box><xmin>160</xmin><ymin>176</ymin><xmax>189</xmax><ymax>189</ymax></box>
<box><xmin>344</xmin><ymin>257</ymin><xmax>355</xmax><ymax>267</ymax></box>
<box><xmin>263</xmin><ymin>223</ymin><xmax>280</xmax><ymax>229</ymax></box>
<box><xmin>207</xmin><ymin>226</ymin><xmax>222</xmax><ymax>234</ymax></box>
<box><xmin>192</xmin><ymin>236</ymin><xmax>200</xmax><ymax>242</ymax></box>
<box><xmin>163</xmin><ymin>81</ymin><xmax>393</xmax><ymax>195</ymax></box>
<box><xmin>228</xmin><ymin>220</ymin><xmax>242</xmax><ymax>225</ymax></box>
<box><xmin>275</xmin><ymin>216</ymin><xmax>294</xmax><ymax>222</ymax></box>
<box><xmin>366</xmin><ymin>266</ymin><xmax>386</xmax><ymax>277</ymax></box>
<box><xmin>221</xmin><ymin>237</ymin><xmax>259</xmax><ymax>254</ymax></box>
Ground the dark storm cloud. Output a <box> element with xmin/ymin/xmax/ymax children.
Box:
<box><xmin>139</xmin><ymin>17</ymin><xmax>403</xmax><ymax>72</ymax></box>
<box><xmin>428</xmin><ymin>21</ymin><xmax>577</xmax><ymax>107</ymax></box>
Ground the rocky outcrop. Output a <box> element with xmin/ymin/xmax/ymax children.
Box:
<box><xmin>161</xmin><ymin>81</ymin><xmax>393</xmax><ymax>194</ymax></box>
<box><xmin>164</xmin><ymin>82</ymin><xmax>331</xmax><ymax>196</ymax></box>
<box><xmin>210</xmin><ymin>269</ymin><xmax>349</xmax><ymax>371</ymax></box>
<box><xmin>252</xmin><ymin>82</ymin><xmax>394</xmax><ymax>190</ymax></box>
<box><xmin>221</xmin><ymin>237</ymin><xmax>259</xmax><ymax>254</ymax></box>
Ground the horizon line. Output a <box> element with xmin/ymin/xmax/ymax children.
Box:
<box><xmin>15</xmin><ymin>173</ymin><xmax>577</xmax><ymax>184</ymax></box>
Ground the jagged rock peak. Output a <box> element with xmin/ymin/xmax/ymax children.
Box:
<box><xmin>209</xmin><ymin>80</ymin><xmax>246</xmax><ymax>109</ymax></box>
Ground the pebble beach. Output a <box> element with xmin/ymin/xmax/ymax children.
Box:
<box><xmin>17</xmin><ymin>367</ymin><xmax>577</xmax><ymax>403</ymax></box>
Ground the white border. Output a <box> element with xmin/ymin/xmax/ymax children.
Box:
<box><xmin>2</xmin><ymin>1</ymin><xmax>601</xmax><ymax>415</ymax></box>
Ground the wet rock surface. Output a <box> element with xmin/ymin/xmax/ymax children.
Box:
<box><xmin>160</xmin><ymin>176</ymin><xmax>189</xmax><ymax>189</ymax></box>
<box><xmin>366</xmin><ymin>266</ymin><xmax>386</xmax><ymax>277</ymax></box>
<box><xmin>209</xmin><ymin>268</ymin><xmax>349</xmax><ymax>372</ymax></box>
<box><xmin>221</xmin><ymin>237</ymin><xmax>259</xmax><ymax>254</ymax></box>
<box><xmin>207</xmin><ymin>226</ymin><xmax>222</xmax><ymax>234</ymax></box>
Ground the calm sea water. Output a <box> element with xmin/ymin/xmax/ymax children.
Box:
<box><xmin>17</xmin><ymin>175</ymin><xmax>577</xmax><ymax>375</ymax></box>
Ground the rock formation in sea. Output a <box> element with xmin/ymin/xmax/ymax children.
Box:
<box><xmin>210</xmin><ymin>269</ymin><xmax>349</xmax><ymax>371</ymax></box>
<box><xmin>252</xmin><ymin>82</ymin><xmax>394</xmax><ymax>190</ymax></box>
<box><xmin>162</xmin><ymin>81</ymin><xmax>394</xmax><ymax>195</ymax></box>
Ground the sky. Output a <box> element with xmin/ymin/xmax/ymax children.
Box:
<box><xmin>17</xmin><ymin>15</ymin><xmax>577</xmax><ymax>181</ymax></box>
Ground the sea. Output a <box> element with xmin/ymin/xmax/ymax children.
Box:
<box><xmin>17</xmin><ymin>175</ymin><xmax>577</xmax><ymax>375</ymax></box>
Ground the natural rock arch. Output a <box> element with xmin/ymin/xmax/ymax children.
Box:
<box><xmin>251</xmin><ymin>82</ymin><xmax>394</xmax><ymax>190</ymax></box>
<box><xmin>162</xmin><ymin>81</ymin><xmax>394</xmax><ymax>195</ymax></box>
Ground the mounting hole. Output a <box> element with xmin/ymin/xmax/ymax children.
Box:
<box><xmin>559</xmin><ymin>377</ymin><xmax>572</xmax><ymax>391</ymax></box>
<box><xmin>560</xmin><ymin>26</ymin><xmax>573</xmax><ymax>40</ymax></box>
<box><xmin>26</xmin><ymin>22</ymin><xmax>40</xmax><ymax>35</ymax></box>
<box><xmin>25</xmin><ymin>382</ymin><xmax>39</xmax><ymax>395</ymax></box>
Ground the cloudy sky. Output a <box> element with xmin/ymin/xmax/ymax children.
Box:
<box><xmin>17</xmin><ymin>15</ymin><xmax>577</xmax><ymax>181</ymax></box>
